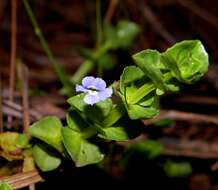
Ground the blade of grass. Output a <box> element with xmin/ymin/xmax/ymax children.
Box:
<box><xmin>22</xmin><ymin>0</ymin><xmax>71</xmax><ymax>92</ymax></box>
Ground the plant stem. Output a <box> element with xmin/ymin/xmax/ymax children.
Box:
<box><xmin>71</xmin><ymin>42</ymin><xmax>111</xmax><ymax>83</ymax></box>
<box><xmin>8</xmin><ymin>0</ymin><xmax>17</xmax><ymax>129</ymax></box>
<box><xmin>22</xmin><ymin>0</ymin><xmax>71</xmax><ymax>90</ymax></box>
<box><xmin>17</xmin><ymin>62</ymin><xmax>30</xmax><ymax>135</ymax></box>
<box><xmin>104</xmin><ymin>0</ymin><xmax>119</xmax><ymax>23</ymax></box>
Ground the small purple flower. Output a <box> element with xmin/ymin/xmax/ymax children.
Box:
<box><xmin>76</xmin><ymin>76</ymin><xmax>113</xmax><ymax>105</ymax></box>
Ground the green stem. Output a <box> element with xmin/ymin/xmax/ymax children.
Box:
<box><xmin>71</xmin><ymin>42</ymin><xmax>111</xmax><ymax>83</ymax></box>
<box><xmin>94</xmin><ymin>41</ymin><xmax>111</xmax><ymax>58</ymax></box>
<box><xmin>22</xmin><ymin>0</ymin><xmax>70</xmax><ymax>89</ymax></box>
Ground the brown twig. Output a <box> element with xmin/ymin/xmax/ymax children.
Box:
<box><xmin>205</xmin><ymin>64</ymin><xmax>218</xmax><ymax>90</ymax></box>
<box><xmin>8</xmin><ymin>0</ymin><xmax>17</xmax><ymax>129</ymax></box>
<box><xmin>17</xmin><ymin>64</ymin><xmax>30</xmax><ymax>134</ymax></box>
<box><xmin>177</xmin><ymin>0</ymin><xmax>218</xmax><ymax>31</ymax></box>
<box><xmin>175</xmin><ymin>95</ymin><xmax>218</xmax><ymax>106</ymax></box>
<box><xmin>159</xmin><ymin>138</ymin><xmax>218</xmax><ymax>159</ymax></box>
<box><xmin>0</xmin><ymin>170</ymin><xmax>43</xmax><ymax>190</ymax></box>
<box><xmin>3</xmin><ymin>100</ymin><xmax>23</xmax><ymax>112</ymax></box>
<box><xmin>139</xmin><ymin>1</ymin><xmax>176</xmax><ymax>44</ymax></box>
<box><xmin>142</xmin><ymin>110</ymin><xmax>218</xmax><ymax>125</ymax></box>
<box><xmin>2</xmin><ymin>104</ymin><xmax>23</xmax><ymax>119</ymax></box>
<box><xmin>2</xmin><ymin>100</ymin><xmax>42</xmax><ymax>121</ymax></box>
<box><xmin>104</xmin><ymin>0</ymin><xmax>119</xmax><ymax>23</ymax></box>
<box><xmin>2</xmin><ymin>99</ymin><xmax>65</xmax><ymax>121</ymax></box>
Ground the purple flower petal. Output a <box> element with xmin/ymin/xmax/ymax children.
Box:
<box><xmin>84</xmin><ymin>93</ymin><xmax>100</xmax><ymax>105</ymax></box>
<box><xmin>98</xmin><ymin>88</ymin><xmax>113</xmax><ymax>101</ymax></box>
<box><xmin>75</xmin><ymin>84</ymin><xmax>88</xmax><ymax>93</ymax></box>
<box><xmin>77</xmin><ymin>76</ymin><xmax>113</xmax><ymax>105</ymax></box>
<box><xmin>92</xmin><ymin>78</ymin><xmax>106</xmax><ymax>91</ymax></box>
<box><xmin>82</xmin><ymin>76</ymin><xmax>95</xmax><ymax>89</ymax></box>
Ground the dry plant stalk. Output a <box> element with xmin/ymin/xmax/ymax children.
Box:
<box><xmin>0</xmin><ymin>170</ymin><xmax>43</xmax><ymax>189</ymax></box>
<box><xmin>17</xmin><ymin>64</ymin><xmax>30</xmax><ymax>134</ymax></box>
<box><xmin>104</xmin><ymin>0</ymin><xmax>119</xmax><ymax>23</ymax></box>
<box><xmin>142</xmin><ymin>110</ymin><xmax>218</xmax><ymax>126</ymax></box>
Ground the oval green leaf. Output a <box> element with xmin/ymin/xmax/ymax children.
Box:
<box><xmin>163</xmin><ymin>40</ymin><xmax>209</xmax><ymax>83</ymax></box>
<box><xmin>33</xmin><ymin>144</ymin><xmax>61</xmax><ymax>172</ymax></box>
<box><xmin>132</xmin><ymin>49</ymin><xmax>165</xmax><ymax>92</ymax></box>
<box><xmin>98</xmin><ymin>126</ymin><xmax>130</xmax><ymax>141</ymax></box>
<box><xmin>61</xmin><ymin>127</ymin><xmax>104</xmax><ymax>167</ymax></box>
<box><xmin>29</xmin><ymin>116</ymin><xmax>63</xmax><ymax>152</ymax></box>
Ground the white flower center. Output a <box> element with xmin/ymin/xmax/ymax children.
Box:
<box><xmin>88</xmin><ymin>90</ymin><xmax>98</xmax><ymax>95</ymax></box>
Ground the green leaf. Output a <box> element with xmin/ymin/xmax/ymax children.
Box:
<box><xmin>0</xmin><ymin>133</ymin><xmax>25</xmax><ymax>160</ymax></box>
<box><xmin>16</xmin><ymin>134</ymin><xmax>30</xmax><ymax>149</ymax></box>
<box><xmin>104</xmin><ymin>20</ymin><xmax>139</xmax><ymax>49</ymax></box>
<box><xmin>0</xmin><ymin>183</ymin><xmax>13</xmax><ymax>190</ymax></box>
<box><xmin>67</xmin><ymin>94</ymin><xmax>86</xmax><ymax>112</ymax></box>
<box><xmin>68</xmin><ymin>94</ymin><xmax>113</xmax><ymax>123</ymax></box>
<box><xmin>119</xmin><ymin>81</ymin><xmax>159</xmax><ymax>120</ymax></box>
<box><xmin>120</xmin><ymin>66</ymin><xmax>145</xmax><ymax>94</ymax></box>
<box><xmin>66</xmin><ymin>110</ymin><xmax>89</xmax><ymax>131</ymax></box>
<box><xmin>130</xmin><ymin>140</ymin><xmax>164</xmax><ymax>159</ymax></box>
<box><xmin>85</xmin><ymin>98</ymin><xmax>113</xmax><ymax>123</ymax></box>
<box><xmin>116</xmin><ymin>20</ymin><xmax>140</xmax><ymax>48</ymax></box>
<box><xmin>164</xmin><ymin>160</ymin><xmax>192</xmax><ymax>177</ymax></box>
<box><xmin>163</xmin><ymin>40</ymin><xmax>209</xmax><ymax>84</ymax></box>
<box><xmin>0</xmin><ymin>132</ymin><xmax>18</xmax><ymax>152</ymax></box>
<box><xmin>98</xmin><ymin>125</ymin><xmax>130</xmax><ymax>141</ymax></box>
<box><xmin>97</xmin><ymin>53</ymin><xmax>114</xmax><ymax>70</ymax></box>
<box><xmin>29</xmin><ymin>116</ymin><xmax>63</xmax><ymax>152</ymax></box>
<box><xmin>61</xmin><ymin>127</ymin><xmax>104</xmax><ymax>167</ymax></box>
<box><xmin>77</xmin><ymin>47</ymin><xmax>94</xmax><ymax>60</ymax></box>
<box><xmin>126</xmin><ymin>104</ymin><xmax>159</xmax><ymax>120</ymax></box>
<box><xmin>119</xmin><ymin>65</ymin><xmax>159</xmax><ymax>119</ymax></box>
<box><xmin>132</xmin><ymin>49</ymin><xmax>165</xmax><ymax>93</ymax></box>
<box><xmin>154</xmin><ymin>119</ymin><xmax>175</xmax><ymax>127</ymax></box>
<box><xmin>104</xmin><ymin>23</ymin><xmax>117</xmax><ymax>48</ymax></box>
<box><xmin>128</xmin><ymin>82</ymin><xmax>155</xmax><ymax>104</ymax></box>
<box><xmin>137</xmin><ymin>93</ymin><xmax>156</xmax><ymax>106</ymax></box>
<box><xmin>102</xmin><ymin>103</ymin><xmax>126</xmax><ymax>127</ymax></box>
<box><xmin>33</xmin><ymin>144</ymin><xmax>61</xmax><ymax>172</ymax></box>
